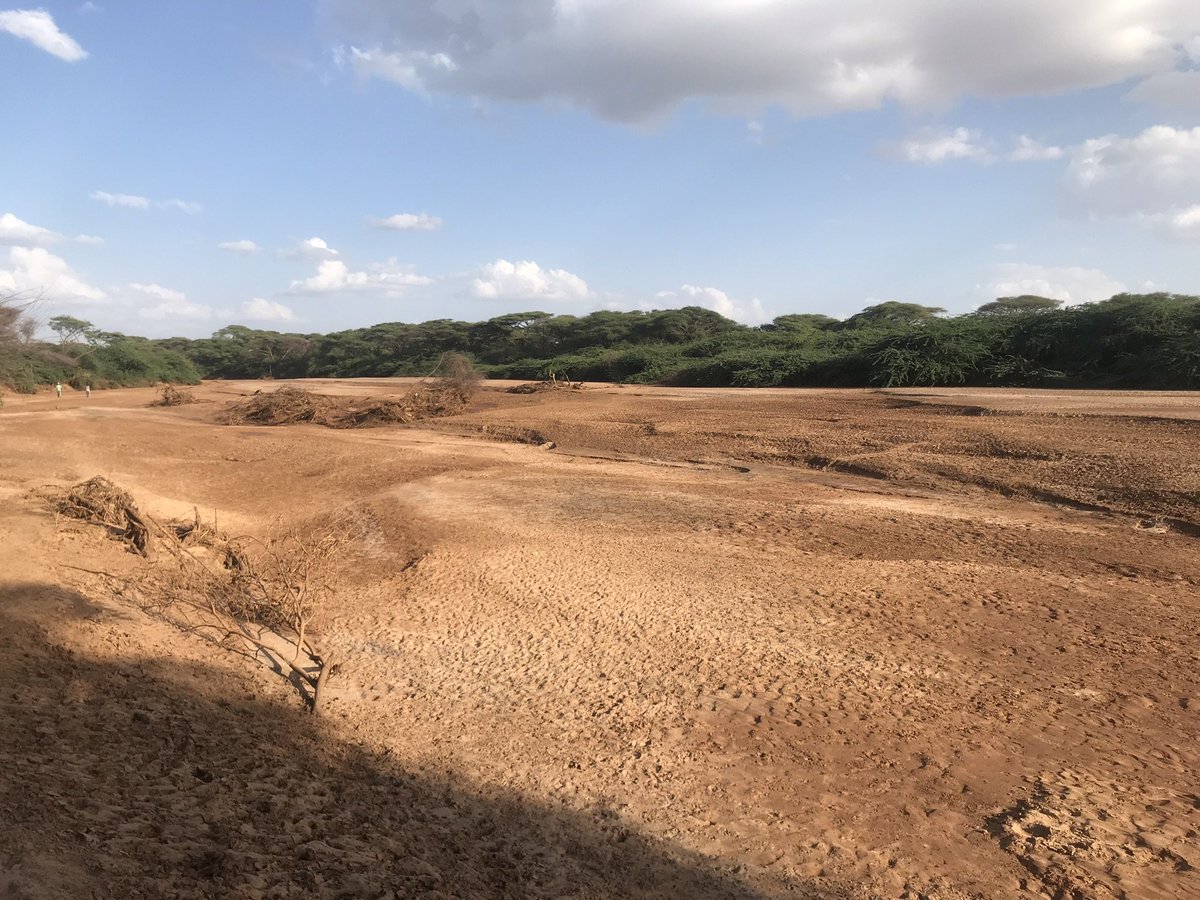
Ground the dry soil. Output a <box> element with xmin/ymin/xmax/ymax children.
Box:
<box><xmin>1</xmin><ymin>381</ymin><xmax>1197</xmax><ymax>899</ymax></box>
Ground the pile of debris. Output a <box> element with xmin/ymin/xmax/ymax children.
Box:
<box><xmin>221</xmin><ymin>385</ymin><xmax>471</xmax><ymax>428</ymax></box>
<box><xmin>506</xmin><ymin>377</ymin><xmax>585</xmax><ymax>394</ymax></box>
<box><xmin>51</xmin><ymin>476</ymin><xmax>152</xmax><ymax>557</ymax></box>
<box><xmin>149</xmin><ymin>385</ymin><xmax>201</xmax><ymax>407</ymax></box>
<box><xmin>219</xmin><ymin>386</ymin><xmax>337</xmax><ymax>426</ymax></box>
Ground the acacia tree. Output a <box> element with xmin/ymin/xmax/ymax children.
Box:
<box><xmin>48</xmin><ymin>315</ymin><xmax>96</xmax><ymax>345</ymax></box>
<box><xmin>974</xmin><ymin>296</ymin><xmax>1062</xmax><ymax>316</ymax></box>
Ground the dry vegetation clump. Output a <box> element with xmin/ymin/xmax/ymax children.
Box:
<box><xmin>172</xmin><ymin>508</ymin><xmax>249</xmax><ymax>571</ymax></box>
<box><xmin>431</xmin><ymin>351</ymin><xmax>484</xmax><ymax>394</ymax></box>
<box><xmin>506</xmin><ymin>373</ymin><xmax>585</xmax><ymax>394</ymax></box>
<box><xmin>222</xmin><ymin>384</ymin><xmax>472</xmax><ymax>429</ymax></box>
<box><xmin>220</xmin><ymin>386</ymin><xmax>337</xmax><ymax>426</ymax></box>
<box><xmin>50</xmin><ymin>476</ymin><xmax>151</xmax><ymax>557</ymax></box>
<box><xmin>149</xmin><ymin>384</ymin><xmax>200</xmax><ymax>407</ymax></box>
<box><xmin>327</xmin><ymin>385</ymin><xmax>472</xmax><ymax>428</ymax></box>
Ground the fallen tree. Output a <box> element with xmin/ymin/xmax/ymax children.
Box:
<box><xmin>51</xmin><ymin>480</ymin><xmax>347</xmax><ymax>713</ymax></box>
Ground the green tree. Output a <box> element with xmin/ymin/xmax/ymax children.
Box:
<box><xmin>48</xmin><ymin>315</ymin><xmax>96</xmax><ymax>345</ymax></box>
<box><xmin>841</xmin><ymin>301</ymin><xmax>945</xmax><ymax>330</ymax></box>
<box><xmin>974</xmin><ymin>295</ymin><xmax>1062</xmax><ymax>316</ymax></box>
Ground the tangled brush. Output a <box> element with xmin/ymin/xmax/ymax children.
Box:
<box><xmin>51</xmin><ymin>476</ymin><xmax>152</xmax><ymax>557</ymax></box>
<box><xmin>221</xmin><ymin>385</ymin><xmax>471</xmax><ymax>428</ymax></box>
<box><xmin>149</xmin><ymin>385</ymin><xmax>201</xmax><ymax>407</ymax></box>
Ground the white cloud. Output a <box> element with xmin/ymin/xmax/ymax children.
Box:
<box><xmin>654</xmin><ymin>284</ymin><xmax>769</xmax><ymax>325</ymax></box>
<box><xmin>89</xmin><ymin>191</ymin><xmax>200</xmax><ymax>213</ymax></box>
<box><xmin>0</xmin><ymin>212</ymin><xmax>61</xmax><ymax>246</ymax></box>
<box><xmin>161</xmin><ymin>198</ymin><xmax>202</xmax><ymax>214</ymax></box>
<box><xmin>74</xmin><ymin>234</ymin><xmax>104</xmax><ymax>246</ymax></box>
<box><xmin>240</xmin><ymin>297</ymin><xmax>296</xmax><ymax>322</ymax></box>
<box><xmin>1066</xmin><ymin>125</ymin><xmax>1200</xmax><ymax>240</ymax></box>
<box><xmin>983</xmin><ymin>263</ymin><xmax>1127</xmax><ymax>305</ymax></box>
<box><xmin>323</xmin><ymin>0</ymin><xmax>1200</xmax><ymax>122</ymax></box>
<box><xmin>218</xmin><ymin>239</ymin><xmax>260</xmax><ymax>255</ymax></box>
<box><xmin>368</xmin><ymin>213</ymin><xmax>443</xmax><ymax>231</ymax></box>
<box><xmin>887</xmin><ymin>127</ymin><xmax>993</xmax><ymax>164</ymax></box>
<box><xmin>342</xmin><ymin>45</ymin><xmax>456</xmax><ymax>92</ymax></box>
<box><xmin>0</xmin><ymin>8</ymin><xmax>87</xmax><ymax>61</ymax></box>
<box><xmin>284</xmin><ymin>236</ymin><xmax>340</xmax><ymax>259</ymax></box>
<box><xmin>1009</xmin><ymin>135</ymin><xmax>1064</xmax><ymax>162</ymax></box>
<box><xmin>1169</xmin><ymin>205</ymin><xmax>1200</xmax><ymax>240</ymax></box>
<box><xmin>90</xmin><ymin>190</ymin><xmax>150</xmax><ymax>209</ymax></box>
<box><xmin>129</xmin><ymin>282</ymin><xmax>215</xmax><ymax>321</ymax></box>
<box><xmin>0</xmin><ymin>246</ymin><xmax>106</xmax><ymax>303</ymax></box>
<box><xmin>288</xmin><ymin>258</ymin><xmax>432</xmax><ymax>295</ymax></box>
<box><xmin>471</xmin><ymin>259</ymin><xmax>589</xmax><ymax>302</ymax></box>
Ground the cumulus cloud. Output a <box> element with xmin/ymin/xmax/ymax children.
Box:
<box><xmin>129</xmin><ymin>282</ymin><xmax>215</xmax><ymax>320</ymax></box>
<box><xmin>0</xmin><ymin>246</ymin><xmax>106</xmax><ymax>303</ymax></box>
<box><xmin>0</xmin><ymin>8</ymin><xmax>87</xmax><ymax>61</ymax></box>
<box><xmin>887</xmin><ymin>127</ymin><xmax>993</xmax><ymax>164</ymax></box>
<box><xmin>284</xmin><ymin>236</ymin><xmax>340</xmax><ymax>259</ymax></box>
<box><xmin>1168</xmin><ymin>205</ymin><xmax>1200</xmax><ymax>240</ymax></box>
<box><xmin>983</xmin><ymin>263</ymin><xmax>1127</xmax><ymax>305</ymax></box>
<box><xmin>218</xmin><ymin>239</ymin><xmax>260</xmax><ymax>255</ymax></box>
<box><xmin>368</xmin><ymin>212</ymin><xmax>443</xmax><ymax>231</ymax></box>
<box><xmin>471</xmin><ymin>259</ymin><xmax>589</xmax><ymax>302</ymax></box>
<box><xmin>74</xmin><ymin>234</ymin><xmax>104</xmax><ymax>246</ymax></box>
<box><xmin>89</xmin><ymin>191</ymin><xmax>201</xmax><ymax>213</ymax></box>
<box><xmin>654</xmin><ymin>284</ymin><xmax>769</xmax><ymax>325</ymax></box>
<box><xmin>1009</xmin><ymin>135</ymin><xmax>1064</xmax><ymax>162</ymax></box>
<box><xmin>0</xmin><ymin>212</ymin><xmax>61</xmax><ymax>246</ymax></box>
<box><xmin>321</xmin><ymin>0</ymin><xmax>1200</xmax><ymax>122</ymax></box>
<box><xmin>90</xmin><ymin>190</ymin><xmax>150</xmax><ymax>209</ymax></box>
<box><xmin>288</xmin><ymin>258</ymin><xmax>432</xmax><ymax>295</ymax></box>
<box><xmin>240</xmin><ymin>297</ymin><xmax>296</xmax><ymax>322</ymax></box>
<box><xmin>1066</xmin><ymin>125</ymin><xmax>1200</xmax><ymax>240</ymax></box>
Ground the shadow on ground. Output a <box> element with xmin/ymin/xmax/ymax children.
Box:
<box><xmin>0</xmin><ymin>583</ymin><xmax>842</xmax><ymax>899</ymax></box>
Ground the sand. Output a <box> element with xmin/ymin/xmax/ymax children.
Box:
<box><xmin>1</xmin><ymin>381</ymin><xmax>1197</xmax><ymax>899</ymax></box>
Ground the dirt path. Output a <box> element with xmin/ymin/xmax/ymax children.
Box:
<box><xmin>1</xmin><ymin>382</ymin><xmax>1197</xmax><ymax>898</ymax></box>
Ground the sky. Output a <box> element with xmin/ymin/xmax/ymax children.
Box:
<box><xmin>1</xmin><ymin>1</ymin><xmax>1199</xmax><ymax>338</ymax></box>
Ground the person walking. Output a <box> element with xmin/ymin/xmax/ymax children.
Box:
<box><xmin>55</xmin><ymin>382</ymin><xmax>62</xmax><ymax>399</ymax></box>
<box><xmin>85</xmin><ymin>384</ymin><xmax>91</xmax><ymax>399</ymax></box>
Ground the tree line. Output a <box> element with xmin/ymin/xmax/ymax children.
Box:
<box><xmin>0</xmin><ymin>302</ymin><xmax>200</xmax><ymax>393</ymax></box>
<box><xmin>4</xmin><ymin>292</ymin><xmax>1198</xmax><ymax>392</ymax></box>
<box><xmin>160</xmin><ymin>292</ymin><xmax>1199</xmax><ymax>390</ymax></box>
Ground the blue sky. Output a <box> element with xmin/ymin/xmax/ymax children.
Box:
<box><xmin>2</xmin><ymin>1</ymin><xmax>1199</xmax><ymax>337</ymax></box>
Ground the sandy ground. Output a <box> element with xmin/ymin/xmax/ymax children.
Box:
<box><xmin>1</xmin><ymin>381</ymin><xmax>1198</xmax><ymax>899</ymax></box>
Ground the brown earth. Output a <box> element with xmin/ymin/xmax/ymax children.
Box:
<box><xmin>1</xmin><ymin>380</ymin><xmax>1198</xmax><ymax>899</ymax></box>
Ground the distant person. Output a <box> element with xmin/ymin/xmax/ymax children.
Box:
<box><xmin>85</xmin><ymin>384</ymin><xmax>91</xmax><ymax>399</ymax></box>
<box><xmin>55</xmin><ymin>382</ymin><xmax>62</xmax><ymax>399</ymax></box>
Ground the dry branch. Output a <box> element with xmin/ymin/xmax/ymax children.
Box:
<box><xmin>53</xmin><ymin>480</ymin><xmax>347</xmax><ymax>714</ymax></box>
